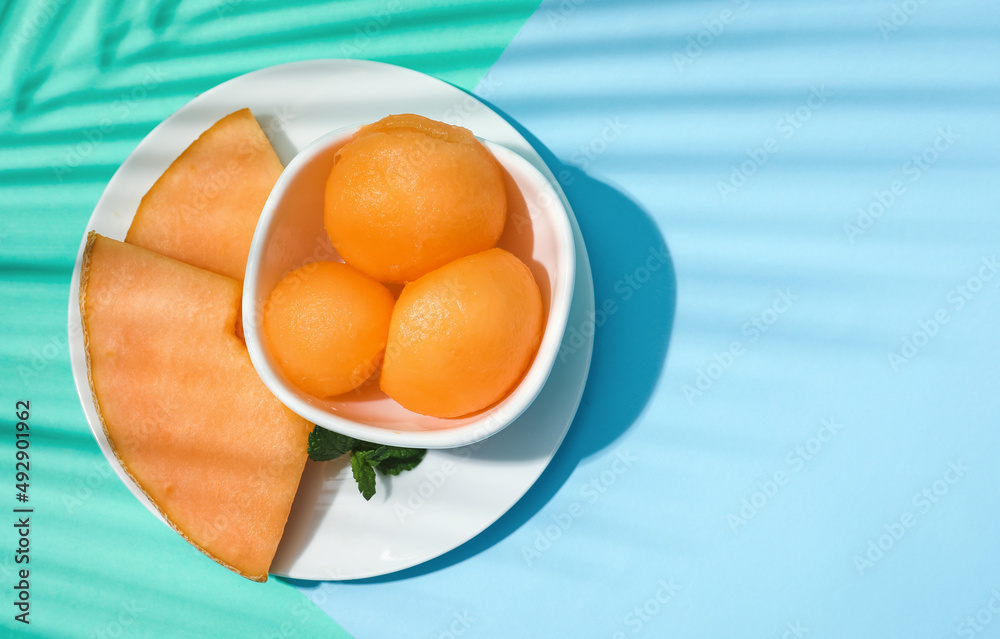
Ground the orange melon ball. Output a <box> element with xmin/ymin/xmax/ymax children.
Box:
<box><xmin>263</xmin><ymin>261</ymin><xmax>394</xmax><ymax>398</ymax></box>
<box><xmin>324</xmin><ymin>114</ymin><xmax>507</xmax><ymax>284</ymax></box>
<box><xmin>381</xmin><ymin>248</ymin><xmax>543</xmax><ymax>418</ymax></box>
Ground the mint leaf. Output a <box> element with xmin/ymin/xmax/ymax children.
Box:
<box><xmin>350</xmin><ymin>450</ymin><xmax>378</xmax><ymax>501</ymax></box>
<box><xmin>308</xmin><ymin>427</ymin><xmax>427</xmax><ymax>499</ymax></box>
<box><xmin>376</xmin><ymin>448</ymin><xmax>427</xmax><ymax>476</ymax></box>
<box><xmin>308</xmin><ymin>427</ymin><xmax>356</xmax><ymax>461</ymax></box>
<box><xmin>367</xmin><ymin>446</ymin><xmax>393</xmax><ymax>464</ymax></box>
<box><xmin>349</xmin><ymin>439</ymin><xmax>382</xmax><ymax>453</ymax></box>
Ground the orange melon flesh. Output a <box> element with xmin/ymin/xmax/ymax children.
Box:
<box><xmin>263</xmin><ymin>261</ymin><xmax>395</xmax><ymax>398</ymax></box>
<box><xmin>125</xmin><ymin>108</ymin><xmax>283</xmax><ymax>281</ymax></box>
<box><xmin>325</xmin><ymin>113</ymin><xmax>507</xmax><ymax>283</ymax></box>
<box><xmin>381</xmin><ymin>248</ymin><xmax>543</xmax><ymax>418</ymax></box>
<box><xmin>80</xmin><ymin>232</ymin><xmax>310</xmax><ymax>582</ymax></box>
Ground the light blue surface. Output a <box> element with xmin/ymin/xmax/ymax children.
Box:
<box><xmin>298</xmin><ymin>1</ymin><xmax>1000</xmax><ymax>636</ymax></box>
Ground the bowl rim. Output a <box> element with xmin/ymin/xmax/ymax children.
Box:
<box><xmin>243</xmin><ymin>124</ymin><xmax>577</xmax><ymax>449</ymax></box>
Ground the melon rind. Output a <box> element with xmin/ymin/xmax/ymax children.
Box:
<box><xmin>80</xmin><ymin>232</ymin><xmax>310</xmax><ymax>582</ymax></box>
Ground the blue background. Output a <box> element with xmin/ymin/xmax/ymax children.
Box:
<box><xmin>304</xmin><ymin>0</ymin><xmax>1000</xmax><ymax>637</ymax></box>
<box><xmin>3</xmin><ymin>0</ymin><xmax>998</xmax><ymax>636</ymax></box>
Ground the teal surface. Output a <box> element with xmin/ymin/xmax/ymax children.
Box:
<box><xmin>0</xmin><ymin>1</ymin><xmax>540</xmax><ymax>637</ymax></box>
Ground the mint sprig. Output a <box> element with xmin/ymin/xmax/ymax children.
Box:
<box><xmin>374</xmin><ymin>446</ymin><xmax>428</xmax><ymax>476</ymax></box>
<box><xmin>308</xmin><ymin>428</ymin><xmax>427</xmax><ymax>501</ymax></box>
<box><xmin>306</xmin><ymin>429</ymin><xmax>355</xmax><ymax>461</ymax></box>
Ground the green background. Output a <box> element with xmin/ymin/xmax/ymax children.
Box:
<box><xmin>0</xmin><ymin>1</ymin><xmax>539</xmax><ymax>636</ymax></box>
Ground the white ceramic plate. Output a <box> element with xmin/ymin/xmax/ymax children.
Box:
<box><xmin>67</xmin><ymin>59</ymin><xmax>595</xmax><ymax>580</ymax></box>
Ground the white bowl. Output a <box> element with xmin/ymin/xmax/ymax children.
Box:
<box><xmin>243</xmin><ymin>124</ymin><xmax>575</xmax><ymax>449</ymax></box>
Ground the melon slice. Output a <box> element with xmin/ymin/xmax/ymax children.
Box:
<box><xmin>80</xmin><ymin>232</ymin><xmax>310</xmax><ymax>582</ymax></box>
<box><xmin>125</xmin><ymin>108</ymin><xmax>283</xmax><ymax>280</ymax></box>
